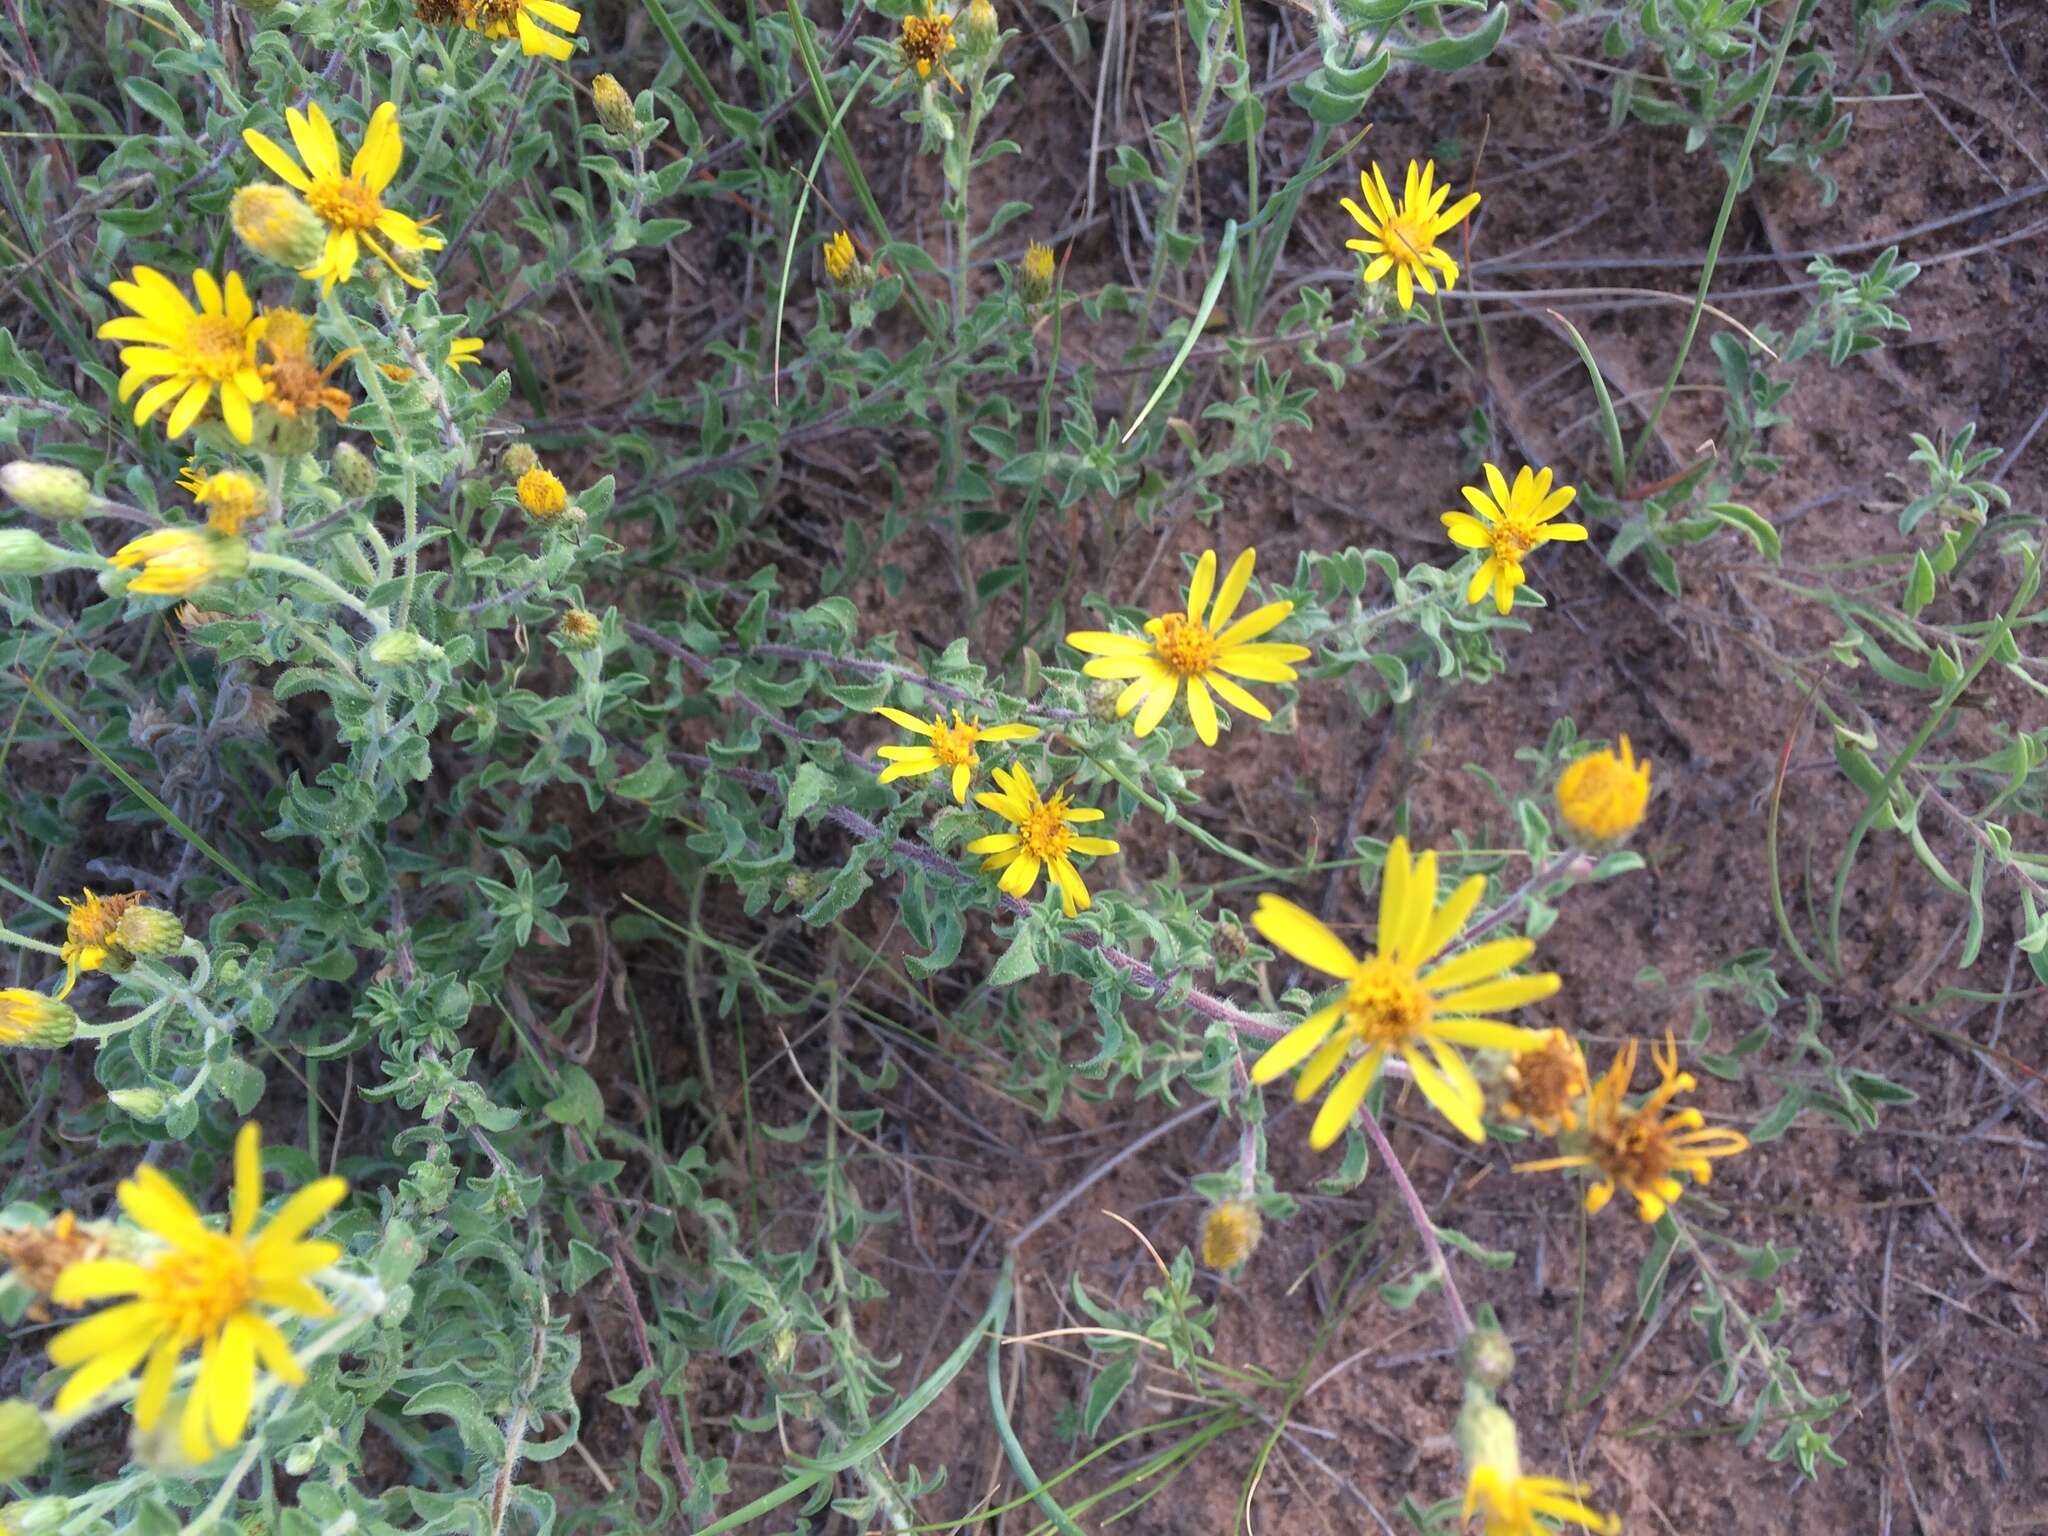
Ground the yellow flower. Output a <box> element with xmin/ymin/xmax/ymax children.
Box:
<box><xmin>898</xmin><ymin>0</ymin><xmax>961</xmax><ymax>90</ymax></box>
<box><xmin>823</xmin><ymin>229</ymin><xmax>858</xmax><ymax>285</ymax></box>
<box><xmin>1557</xmin><ymin>735</ymin><xmax>1651</xmax><ymax>843</ymax></box>
<box><xmin>1499</xmin><ymin>1028</ymin><xmax>1589</xmax><ymax>1135</ymax></box>
<box><xmin>557</xmin><ymin>608</ymin><xmax>602</xmax><ymax>649</ymax></box>
<box><xmin>1518</xmin><ymin>1033</ymin><xmax>1748</xmax><ymax>1221</ymax></box>
<box><xmin>463</xmin><ymin>0</ymin><xmax>582</xmax><ymax>61</ymax></box>
<box><xmin>257</xmin><ymin>308</ymin><xmax>356</xmax><ymax>423</ymax></box>
<box><xmin>967</xmin><ymin>763</ymin><xmax>1118</xmax><ymax>917</ymax></box>
<box><xmin>1462</xmin><ymin>1414</ymin><xmax>1620</xmax><ymax>1536</ymax></box>
<box><xmin>1249</xmin><ymin>837</ymin><xmax>1558</xmax><ymax>1146</ymax></box>
<box><xmin>112</xmin><ymin>528</ymin><xmax>250</xmax><ymax>600</ymax></box>
<box><xmin>1065</xmin><ymin>548</ymin><xmax>1310</xmax><ymax>747</ymax></box>
<box><xmin>0</xmin><ymin>990</ymin><xmax>78</xmax><ymax>1049</ymax></box>
<box><xmin>447</xmin><ymin>336</ymin><xmax>484</xmax><ymax>371</ymax></box>
<box><xmin>56</xmin><ymin>889</ymin><xmax>148</xmax><ymax>999</ymax></box>
<box><xmin>1341</xmin><ymin>158</ymin><xmax>1480</xmax><ymax>313</ymax></box>
<box><xmin>241</xmin><ymin>101</ymin><xmax>444</xmax><ymax>294</ymax></box>
<box><xmin>517</xmin><ymin>465</ymin><xmax>568</xmax><ymax>519</ymax></box>
<box><xmin>97</xmin><ymin>267</ymin><xmax>268</xmax><ymax>443</ymax></box>
<box><xmin>178</xmin><ymin>466</ymin><xmax>264</xmax><ymax>537</ymax></box>
<box><xmin>875</xmin><ymin>707</ymin><xmax>1038</xmax><ymax>803</ymax></box>
<box><xmin>1019</xmin><ymin>239</ymin><xmax>1055</xmax><ymax>303</ymax></box>
<box><xmin>47</xmin><ymin>1123</ymin><xmax>347</xmax><ymax>1462</ymax></box>
<box><xmin>1440</xmin><ymin>463</ymin><xmax>1587</xmax><ymax>615</ymax></box>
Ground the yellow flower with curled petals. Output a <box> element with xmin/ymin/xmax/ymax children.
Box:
<box><xmin>241</xmin><ymin>101</ymin><xmax>444</xmax><ymax>293</ymax></box>
<box><xmin>1518</xmin><ymin>1033</ymin><xmax>1747</xmax><ymax>1222</ymax></box>
<box><xmin>1461</xmin><ymin>1401</ymin><xmax>1620</xmax><ymax>1536</ymax></box>
<box><xmin>46</xmin><ymin>1123</ymin><xmax>347</xmax><ymax>1462</ymax></box>
<box><xmin>96</xmin><ymin>267</ymin><xmax>268</xmax><ymax>443</ymax></box>
<box><xmin>178</xmin><ymin>466</ymin><xmax>264</xmax><ymax>537</ymax></box>
<box><xmin>1065</xmin><ymin>548</ymin><xmax>1310</xmax><ymax>746</ymax></box>
<box><xmin>967</xmin><ymin>764</ymin><xmax>1118</xmax><ymax>917</ymax></box>
<box><xmin>1441</xmin><ymin>463</ymin><xmax>1587</xmax><ymax>615</ymax></box>
<box><xmin>1249</xmin><ymin>837</ymin><xmax>1558</xmax><ymax>1146</ymax></box>
<box><xmin>874</xmin><ymin>707</ymin><xmax>1038</xmax><ymax>803</ymax></box>
<box><xmin>57</xmin><ymin>889</ymin><xmax>148</xmax><ymax>998</ymax></box>
<box><xmin>464</xmin><ymin>0</ymin><xmax>581</xmax><ymax>61</ymax></box>
<box><xmin>1341</xmin><ymin>158</ymin><xmax>1480</xmax><ymax>312</ymax></box>
<box><xmin>447</xmin><ymin>336</ymin><xmax>484</xmax><ymax>372</ymax></box>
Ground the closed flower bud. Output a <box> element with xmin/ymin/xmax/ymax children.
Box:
<box><xmin>1460</xmin><ymin>1325</ymin><xmax>1516</xmax><ymax>1392</ymax></box>
<box><xmin>0</xmin><ymin>1399</ymin><xmax>51</xmax><ymax>1479</ymax></box>
<box><xmin>1199</xmin><ymin>1200</ymin><xmax>1262</xmax><ymax>1269</ymax></box>
<box><xmin>962</xmin><ymin>0</ymin><xmax>999</xmax><ymax>53</ymax></box>
<box><xmin>108</xmin><ymin>1086</ymin><xmax>171</xmax><ymax>1118</ymax></box>
<box><xmin>0</xmin><ymin>529</ymin><xmax>92</xmax><ymax>577</ymax></box>
<box><xmin>783</xmin><ymin>869</ymin><xmax>826</xmax><ymax>904</ymax></box>
<box><xmin>516</xmin><ymin>465</ymin><xmax>570</xmax><ymax>522</ymax></box>
<box><xmin>231</xmin><ymin>183</ymin><xmax>329</xmax><ymax>269</ymax></box>
<box><xmin>110</xmin><ymin>528</ymin><xmax>248</xmax><ymax>597</ymax></box>
<box><xmin>1088</xmin><ymin>678</ymin><xmax>1122</xmax><ymax>723</ymax></box>
<box><xmin>367</xmin><ymin>630</ymin><xmax>448</xmax><ymax>668</ymax></box>
<box><xmin>822</xmin><ymin>230</ymin><xmax>871</xmax><ymax>292</ymax></box>
<box><xmin>331</xmin><ymin>442</ymin><xmax>378</xmax><ymax>498</ymax></box>
<box><xmin>0</xmin><ymin>990</ymin><xmax>78</xmax><ymax>1050</ymax></box>
<box><xmin>592</xmin><ymin>73</ymin><xmax>639</xmax><ymax>139</ymax></box>
<box><xmin>558</xmin><ymin>608</ymin><xmax>603</xmax><ymax>649</ymax></box>
<box><xmin>499</xmin><ymin>442</ymin><xmax>540</xmax><ymax>479</ymax></box>
<box><xmin>1019</xmin><ymin>240</ymin><xmax>1056</xmax><ymax>304</ymax></box>
<box><xmin>113</xmin><ymin>905</ymin><xmax>185</xmax><ymax>959</ymax></box>
<box><xmin>1</xmin><ymin>461</ymin><xmax>93</xmax><ymax>520</ymax></box>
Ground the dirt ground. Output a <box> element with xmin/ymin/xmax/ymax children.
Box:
<box><xmin>596</xmin><ymin>2</ymin><xmax>2048</xmax><ymax>1531</ymax></box>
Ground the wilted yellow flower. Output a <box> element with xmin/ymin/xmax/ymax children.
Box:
<box><xmin>1460</xmin><ymin>1401</ymin><xmax>1619</xmax><ymax>1536</ymax></box>
<box><xmin>897</xmin><ymin>0</ymin><xmax>961</xmax><ymax>90</ymax></box>
<box><xmin>874</xmin><ymin>707</ymin><xmax>1038</xmax><ymax>803</ymax></box>
<box><xmin>463</xmin><ymin>0</ymin><xmax>582</xmax><ymax>60</ymax></box>
<box><xmin>1519</xmin><ymin>1033</ymin><xmax>1748</xmax><ymax>1222</ymax></box>
<box><xmin>229</xmin><ymin>183</ymin><xmax>328</xmax><ymax>269</ymax></box>
<box><xmin>1557</xmin><ymin>735</ymin><xmax>1651</xmax><ymax>843</ymax></box>
<box><xmin>517</xmin><ymin>466</ymin><xmax>568</xmax><ymax>519</ymax></box>
<box><xmin>1199</xmin><ymin>1201</ymin><xmax>1261</xmax><ymax>1269</ymax></box>
<box><xmin>1441</xmin><ymin>463</ymin><xmax>1587</xmax><ymax>615</ymax></box>
<box><xmin>57</xmin><ymin>889</ymin><xmax>148</xmax><ymax>998</ymax></box>
<box><xmin>0</xmin><ymin>990</ymin><xmax>77</xmax><ymax>1049</ymax></box>
<box><xmin>1250</xmin><ymin>837</ymin><xmax>1557</xmax><ymax>1146</ymax></box>
<box><xmin>178</xmin><ymin>466</ymin><xmax>264</xmax><ymax>537</ymax></box>
<box><xmin>1019</xmin><ymin>239</ymin><xmax>1055</xmax><ymax>303</ymax></box>
<box><xmin>1341</xmin><ymin>159</ymin><xmax>1480</xmax><ymax>313</ymax></box>
<box><xmin>0</xmin><ymin>1212</ymin><xmax>103</xmax><ymax>1317</ymax></box>
<box><xmin>823</xmin><ymin>229</ymin><xmax>858</xmax><ymax>286</ymax></box>
<box><xmin>1065</xmin><ymin>548</ymin><xmax>1309</xmax><ymax>747</ymax></box>
<box><xmin>242</xmin><ymin>101</ymin><xmax>444</xmax><ymax>293</ymax></box>
<box><xmin>256</xmin><ymin>308</ymin><xmax>355</xmax><ymax>423</ymax></box>
<box><xmin>1499</xmin><ymin>1028</ymin><xmax>1589</xmax><ymax>1135</ymax></box>
<box><xmin>47</xmin><ymin>1122</ymin><xmax>347</xmax><ymax>1461</ymax></box>
<box><xmin>97</xmin><ymin>267</ymin><xmax>268</xmax><ymax>443</ymax></box>
<box><xmin>112</xmin><ymin>528</ymin><xmax>250</xmax><ymax>601</ymax></box>
<box><xmin>967</xmin><ymin>764</ymin><xmax>1118</xmax><ymax>917</ymax></box>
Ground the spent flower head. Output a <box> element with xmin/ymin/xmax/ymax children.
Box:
<box><xmin>1066</xmin><ymin>548</ymin><xmax>1310</xmax><ymax>747</ymax></box>
<box><xmin>1557</xmin><ymin>735</ymin><xmax>1651</xmax><ymax>844</ymax></box>
<box><xmin>98</xmin><ymin>267</ymin><xmax>268</xmax><ymax>443</ymax></box>
<box><xmin>897</xmin><ymin>0</ymin><xmax>961</xmax><ymax>90</ymax></box>
<box><xmin>1341</xmin><ymin>158</ymin><xmax>1480</xmax><ymax>313</ymax></box>
<box><xmin>1250</xmin><ymin>837</ymin><xmax>1558</xmax><ymax>1146</ymax></box>
<box><xmin>967</xmin><ymin>764</ymin><xmax>1118</xmax><ymax>916</ymax></box>
<box><xmin>57</xmin><ymin>890</ymin><xmax>148</xmax><ymax>998</ymax></box>
<box><xmin>1019</xmin><ymin>239</ymin><xmax>1056</xmax><ymax>304</ymax></box>
<box><xmin>47</xmin><ymin>1122</ymin><xmax>347</xmax><ymax>1461</ymax></box>
<box><xmin>874</xmin><ymin>706</ymin><xmax>1038</xmax><ymax>803</ymax></box>
<box><xmin>256</xmin><ymin>308</ymin><xmax>356</xmax><ymax>424</ymax></box>
<box><xmin>1499</xmin><ymin>1028</ymin><xmax>1590</xmax><ymax>1136</ymax></box>
<box><xmin>1441</xmin><ymin>463</ymin><xmax>1587</xmax><ymax>615</ymax></box>
<box><xmin>1198</xmin><ymin>1201</ymin><xmax>1262</xmax><ymax>1269</ymax></box>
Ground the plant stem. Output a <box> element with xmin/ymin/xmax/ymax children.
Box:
<box><xmin>1356</xmin><ymin>1099</ymin><xmax>1472</xmax><ymax>1343</ymax></box>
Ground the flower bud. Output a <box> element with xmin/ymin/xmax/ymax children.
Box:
<box><xmin>592</xmin><ymin>73</ymin><xmax>640</xmax><ymax>139</ymax></box>
<box><xmin>822</xmin><ymin>230</ymin><xmax>872</xmax><ymax>292</ymax></box>
<box><xmin>1019</xmin><ymin>240</ymin><xmax>1056</xmax><ymax>305</ymax></box>
<box><xmin>1460</xmin><ymin>1324</ymin><xmax>1516</xmax><ymax>1392</ymax></box>
<box><xmin>113</xmin><ymin>905</ymin><xmax>185</xmax><ymax>959</ymax></box>
<box><xmin>1</xmin><ymin>461</ymin><xmax>92</xmax><ymax>520</ymax></box>
<box><xmin>366</xmin><ymin>630</ymin><xmax>448</xmax><ymax>668</ymax></box>
<box><xmin>1199</xmin><ymin>1200</ymin><xmax>1262</xmax><ymax>1269</ymax></box>
<box><xmin>1211</xmin><ymin>917</ymin><xmax>1249</xmax><ymax>968</ymax></box>
<box><xmin>558</xmin><ymin>608</ymin><xmax>602</xmax><ymax>650</ymax></box>
<box><xmin>0</xmin><ymin>990</ymin><xmax>79</xmax><ymax>1050</ymax></box>
<box><xmin>962</xmin><ymin>0</ymin><xmax>999</xmax><ymax>52</ymax></box>
<box><xmin>1088</xmin><ymin>678</ymin><xmax>1121</xmax><ymax>723</ymax></box>
<box><xmin>108</xmin><ymin>1086</ymin><xmax>171</xmax><ymax>1118</ymax></box>
<box><xmin>498</xmin><ymin>442</ymin><xmax>540</xmax><ymax>479</ymax></box>
<box><xmin>783</xmin><ymin>869</ymin><xmax>826</xmax><ymax>904</ymax></box>
<box><xmin>0</xmin><ymin>529</ymin><xmax>92</xmax><ymax>577</ymax></box>
<box><xmin>231</xmin><ymin>183</ymin><xmax>329</xmax><ymax>269</ymax></box>
<box><xmin>1454</xmin><ymin>1395</ymin><xmax>1522</xmax><ymax>1483</ymax></box>
<box><xmin>0</xmin><ymin>1400</ymin><xmax>51</xmax><ymax>1479</ymax></box>
<box><xmin>110</xmin><ymin>529</ymin><xmax>248</xmax><ymax>597</ymax></box>
<box><xmin>331</xmin><ymin>442</ymin><xmax>378</xmax><ymax>499</ymax></box>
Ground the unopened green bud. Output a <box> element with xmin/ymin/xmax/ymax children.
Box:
<box><xmin>366</xmin><ymin>630</ymin><xmax>447</xmax><ymax>668</ymax></box>
<box><xmin>0</xmin><ymin>989</ymin><xmax>78</xmax><ymax>1049</ymax></box>
<box><xmin>0</xmin><ymin>529</ymin><xmax>92</xmax><ymax>577</ymax></box>
<box><xmin>113</xmin><ymin>905</ymin><xmax>185</xmax><ymax>959</ymax></box>
<box><xmin>592</xmin><ymin>73</ymin><xmax>640</xmax><ymax>139</ymax></box>
<box><xmin>1</xmin><ymin>461</ymin><xmax>93</xmax><ymax>521</ymax></box>
<box><xmin>499</xmin><ymin>442</ymin><xmax>540</xmax><ymax>480</ymax></box>
<box><xmin>962</xmin><ymin>0</ymin><xmax>999</xmax><ymax>54</ymax></box>
<box><xmin>262</xmin><ymin>409</ymin><xmax>320</xmax><ymax>460</ymax></box>
<box><xmin>1460</xmin><ymin>1324</ymin><xmax>1516</xmax><ymax>1392</ymax></box>
<box><xmin>1088</xmin><ymin>678</ymin><xmax>1121</xmax><ymax>723</ymax></box>
<box><xmin>331</xmin><ymin>442</ymin><xmax>378</xmax><ymax>499</ymax></box>
<box><xmin>108</xmin><ymin>1086</ymin><xmax>172</xmax><ymax>1118</ymax></box>
<box><xmin>783</xmin><ymin>869</ymin><xmax>825</xmax><ymax>904</ymax></box>
<box><xmin>231</xmin><ymin>183</ymin><xmax>327</xmax><ymax>268</ymax></box>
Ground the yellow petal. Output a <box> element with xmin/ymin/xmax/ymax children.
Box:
<box><xmin>49</xmin><ymin>1258</ymin><xmax>150</xmax><ymax>1305</ymax></box>
<box><xmin>119</xmin><ymin>1165</ymin><xmax>210</xmax><ymax>1249</ymax></box>
<box><xmin>53</xmin><ymin>1321</ymin><xmax>158</xmax><ymax>1414</ymax></box>
<box><xmin>1247</xmin><ymin>1002</ymin><xmax>1342</xmax><ymax>1084</ymax></box>
<box><xmin>1403</xmin><ymin>1044</ymin><xmax>1483</xmax><ymax>1142</ymax></box>
<box><xmin>1310</xmin><ymin>1056</ymin><xmax>1379</xmax><ymax>1149</ymax></box>
<box><xmin>232</xmin><ymin>1121</ymin><xmax>263</xmax><ymax>1238</ymax></box>
<box><xmin>207</xmin><ymin>1314</ymin><xmax>258</xmax><ymax>1446</ymax></box>
<box><xmin>1213</xmin><ymin>601</ymin><xmax>1292</xmax><ymax>647</ymax></box>
<box><xmin>1185</xmin><ymin>548</ymin><xmax>1216</xmax><ymax>623</ymax></box>
<box><xmin>1204</xmin><ymin>671</ymin><xmax>1271</xmax><ymax>720</ymax></box>
<box><xmin>1185</xmin><ymin>675</ymin><xmax>1219</xmax><ymax>745</ymax></box>
<box><xmin>136</xmin><ymin>1335</ymin><xmax>181</xmax><ymax>1429</ymax></box>
<box><xmin>1419</xmin><ymin>937</ymin><xmax>1533</xmax><ymax>994</ymax></box>
<box><xmin>1131</xmin><ymin>674</ymin><xmax>1178</xmax><ymax>737</ymax></box>
<box><xmin>1251</xmin><ymin>895</ymin><xmax>1356</xmax><ymax>979</ymax></box>
<box><xmin>47</xmin><ymin>1298</ymin><xmax>161</xmax><ymax>1367</ymax></box>
<box><xmin>243</xmin><ymin>128</ymin><xmax>312</xmax><ymax>190</ymax></box>
<box><xmin>250</xmin><ymin>1174</ymin><xmax>347</xmax><ymax>1252</ymax></box>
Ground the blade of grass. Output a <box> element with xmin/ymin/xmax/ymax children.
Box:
<box><xmin>1123</xmin><ymin>218</ymin><xmax>1238</xmax><ymax>446</ymax></box>
<box><xmin>1549</xmin><ymin>310</ymin><xmax>1627</xmax><ymax>498</ymax></box>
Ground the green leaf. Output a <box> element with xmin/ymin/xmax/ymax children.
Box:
<box><xmin>988</xmin><ymin>924</ymin><xmax>1040</xmax><ymax>986</ymax></box>
<box><xmin>1705</xmin><ymin>501</ymin><xmax>1781</xmax><ymax>560</ymax></box>
<box><xmin>1397</xmin><ymin>3</ymin><xmax>1509</xmax><ymax>71</ymax></box>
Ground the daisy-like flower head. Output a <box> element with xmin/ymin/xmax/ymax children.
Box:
<box><xmin>1341</xmin><ymin>159</ymin><xmax>1480</xmax><ymax>313</ymax></box>
<box><xmin>1441</xmin><ymin>463</ymin><xmax>1587</xmax><ymax>615</ymax></box>
<box><xmin>47</xmin><ymin>1123</ymin><xmax>347</xmax><ymax>1462</ymax></box>
<box><xmin>57</xmin><ymin>889</ymin><xmax>148</xmax><ymax>999</ymax></box>
<box><xmin>897</xmin><ymin>0</ymin><xmax>961</xmax><ymax>90</ymax></box>
<box><xmin>462</xmin><ymin>0</ymin><xmax>582</xmax><ymax>61</ymax></box>
<box><xmin>1019</xmin><ymin>239</ymin><xmax>1056</xmax><ymax>304</ymax></box>
<box><xmin>1518</xmin><ymin>1032</ymin><xmax>1748</xmax><ymax>1222</ymax></box>
<box><xmin>1557</xmin><ymin>735</ymin><xmax>1651</xmax><ymax>844</ymax></box>
<box><xmin>1249</xmin><ymin>837</ymin><xmax>1559</xmax><ymax>1146</ymax></box>
<box><xmin>966</xmin><ymin>763</ymin><xmax>1118</xmax><ymax>917</ymax></box>
<box><xmin>517</xmin><ymin>465</ymin><xmax>569</xmax><ymax>520</ymax></box>
<box><xmin>1065</xmin><ymin>548</ymin><xmax>1310</xmax><ymax>747</ymax></box>
<box><xmin>1461</xmin><ymin>1403</ymin><xmax>1621</xmax><ymax>1536</ymax></box>
<box><xmin>1500</xmin><ymin>1027</ymin><xmax>1590</xmax><ymax>1136</ymax></box>
<box><xmin>178</xmin><ymin>466</ymin><xmax>264</xmax><ymax>537</ymax></box>
<box><xmin>242</xmin><ymin>102</ymin><xmax>445</xmax><ymax>294</ymax></box>
<box><xmin>0</xmin><ymin>989</ymin><xmax>79</xmax><ymax>1049</ymax></box>
<box><xmin>874</xmin><ymin>706</ymin><xmax>1038</xmax><ymax>803</ymax></box>
<box><xmin>112</xmin><ymin>528</ymin><xmax>250</xmax><ymax>601</ymax></box>
<box><xmin>97</xmin><ymin>267</ymin><xmax>268</xmax><ymax>443</ymax></box>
